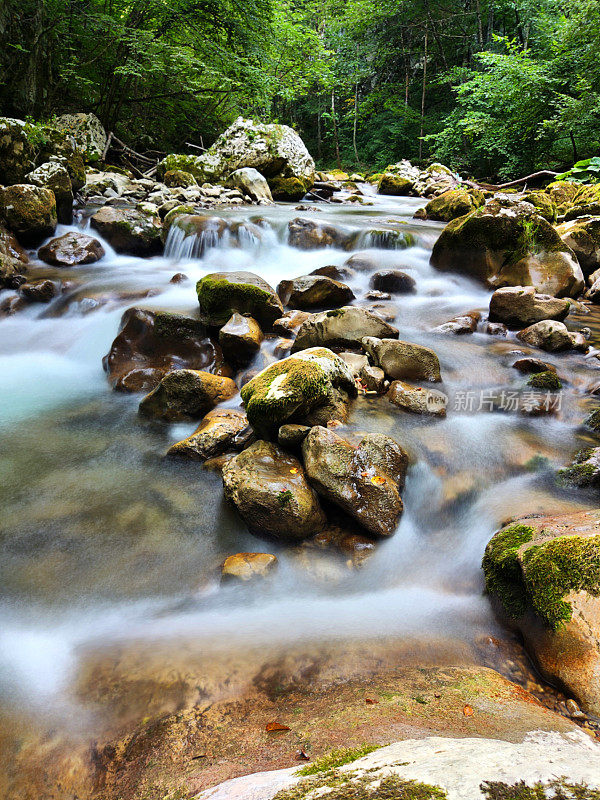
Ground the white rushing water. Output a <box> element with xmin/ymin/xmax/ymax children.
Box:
<box><xmin>0</xmin><ymin>194</ymin><xmax>596</xmax><ymax>711</ymax></box>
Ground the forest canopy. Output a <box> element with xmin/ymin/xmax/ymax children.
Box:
<box><xmin>1</xmin><ymin>0</ymin><xmax>599</xmax><ymax>180</ymax></box>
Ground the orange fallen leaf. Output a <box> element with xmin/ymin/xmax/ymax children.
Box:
<box><xmin>365</xmin><ymin>698</ymin><xmax>379</xmax><ymax>705</ymax></box>
<box><xmin>289</xmin><ymin>467</ymin><xmax>298</xmax><ymax>474</ymax></box>
<box><xmin>371</xmin><ymin>475</ymin><xmax>386</xmax><ymax>486</ymax></box>
<box><xmin>463</xmin><ymin>705</ymin><xmax>474</xmax><ymax>717</ymax></box>
<box><xmin>266</xmin><ymin>722</ymin><xmax>291</xmax><ymax>732</ymax></box>
<box><xmin>295</xmin><ymin>749</ymin><xmax>310</xmax><ymax>761</ymax></box>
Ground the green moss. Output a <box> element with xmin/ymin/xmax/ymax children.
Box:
<box><xmin>585</xmin><ymin>408</ymin><xmax>600</xmax><ymax>433</ymax></box>
<box><xmin>526</xmin><ymin>371</ymin><xmax>562</xmax><ymax>390</ymax></box>
<box><xmin>196</xmin><ymin>274</ymin><xmax>278</xmax><ymax>327</ymax></box>
<box><xmin>482</xmin><ymin>778</ymin><xmax>600</xmax><ymax>799</ymax></box>
<box><xmin>522</xmin><ymin>191</ymin><xmax>557</xmax><ymax>223</ymax></box>
<box><xmin>297</xmin><ymin>745</ymin><xmax>381</xmax><ymax>776</ymax></box>
<box><xmin>241</xmin><ymin>354</ymin><xmax>330</xmax><ymax>431</ymax></box>
<box><xmin>269</xmin><ymin>174</ymin><xmax>310</xmax><ymax>201</ymax></box>
<box><xmin>274</xmin><ymin>771</ymin><xmax>447</xmax><ymax>800</ymax></box>
<box><xmin>482</xmin><ymin>524</ymin><xmax>534</xmax><ymax>620</ymax></box>
<box><xmin>557</xmin><ymin>448</ymin><xmax>599</xmax><ymax>488</ymax></box>
<box><xmin>154</xmin><ymin>312</ymin><xmax>205</xmax><ymax>340</ymax></box>
<box><xmin>483</xmin><ymin>522</ymin><xmax>600</xmax><ymax>630</ymax></box>
<box><xmin>277</xmin><ymin>489</ymin><xmax>293</xmax><ymax>506</ymax></box>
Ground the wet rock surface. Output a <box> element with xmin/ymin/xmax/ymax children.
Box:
<box><xmin>38</xmin><ymin>231</ymin><xmax>105</xmax><ymax>265</ymax></box>
<box><xmin>90</xmin><ymin>206</ymin><xmax>162</xmax><ymax>255</ymax></box>
<box><xmin>197</xmin><ymin>270</ymin><xmax>283</xmax><ymax>328</ymax></box>
<box><xmin>0</xmin><ymin>184</ymin><xmax>57</xmax><ymax>245</ymax></box>
<box><xmin>489</xmin><ymin>286</ymin><xmax>571</xmax><ymax>329</ymax></box>
<box><xmin>362</xmin><ymin>336</ymin><xmax>442</xmax><ymax>382</ymax></box>
<box><xmin>277</xmin><ymin>274</ymin><xmax>354</xmax><ymax>310</ymax></box>
<box><xmin>292</xmin><ymin>306</ymin><xmax>398</xmax><ymax>350</ymax></box>
<box><xmin>139</xmin><ymin>368</ymin><xmax>238</xmax><ymax>421</ymax></box>
<box><xmin>167</xmin><ymin>409</ymin><xmax>252</xmax><ymax>460</ymax></box>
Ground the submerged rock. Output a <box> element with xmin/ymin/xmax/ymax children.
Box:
<box><xmin>489</xmin><ymin>286</ymin><xmax>570</xmax><ymax>329</ymax></box>
<box><xmin>512</xmin><ymin>357</ymin><xmax>556</xmax><ymax>375</ymax></box>
<box><xmin>292</xmin><ymin>306</ymin><xmax>398</xmax><ymax>351</ymax></box>
<box><xmin>362</xmin><ymin>337</ymin><xmax>441</xmax><ymax>382</ymax></box>
<box><xmin>90</xmin><ymin>206</ymin><xmax>162</xmax><ymax>256</ymax></box>
<box><xmin>516</xmin><ymin>320</ymin><xmax>573</xmax><ymax>352</ymax></box>
<box><xmin>388</xmin><ymin>381</ymin><xmax>448</xmax><ymax>416</ymax></box>
<box><xmin>139</xmin><ymin>369</ymin><xmax>237</xmax><ymax>421</ymax></box>
<box><xmin>38</xmin><ymin>232</ymin><xmax>105</xmax><ymax>266</ymax></box>
<box><xmin>167</xmin><ymin>409</ymin><xmax>251</xmax><ymax>460</ymax></box>
<box><xmin>483</xmin><ymin>510</ymin><xmax>600</xmax><ymax>714</ymax></box>
<box><xmin>103</xmin><ymin>307</ymin><xmax>221</xmax><ymax>392</ymax></box>
<box><xmin>221</xmin><ymin>552</ymin><xmax>278</xmax><ymax>582</ymax></box>
<box><xmin>19</xmin><ymin>278</ymin><xmax>58</xmax><ymax>303</ymax></box>
<box><xmin>277</xmin><ymin>274</ymin><xmax>354</xmax><ymax>310</ymax></box>
<box><xmin>431</xmin><ymin>204</ymin><xmax>584</xmax><ymax>297</ymax></box>
<box><xmin>0</xmin><ymin>184</ymin><xmax>57</xmax><ymax>245</ymax></box>
<box><xmin>196</xmin><ymin>271</ymin><xmax>283</xmax><ymax>329</ymax></box>
<box><xmin>302</xmin><ymin>426</ymin><xmax>405</xmax><ymax>537</ymax></box>
<box><xmin>222</xmin><ymin>440</ymin><xmax>325</xmax><ymax>540</ymax></box>
<box><xmin>240</xmin><ymin>347</ymin><xmax>356</xmax><ymax>437</ymax></box>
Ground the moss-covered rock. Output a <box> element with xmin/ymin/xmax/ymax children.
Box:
<box><xmin>163</xmin><ymin>169</ymin><xmax>198</xmax><ymax>188</ymax></box>
<box><xmin>483</xmin><ymin>510</ymin><xmax>600</xmax><ymax>713</ymax></box>
<box><xmin>0</xmin><ymin>117</ymin><xmax>36</xmax><ymax>184</ymax></box>
<box><xmin>53</xmin><ymin>112</ymin><xmax>107</xmax><ymax>162</ymax></box>
<box><xmin>222</xmin><ymin>440</ymin><xmax>325</xmax><ymax>540</ymax></box>
<box><xmin>0</xmin><ymin>222</ymin><xmax>28</xmax><ymax>287</ymax></box>
<box><xmin>378</xmin><ymin>173</ymin><xmax>414</xmax><ymax>196</ymax></box>
<box><xmin>196</xmin><ymin>270</ymin><xmax>283</xmax><ymax>328</ymax></box>
<box><xmin>556</xmin><ymin>216</ymin><xmax>600</xmax><ymax>277</ymax></box>
<box><xmin>0</xmin><ymin>184</ymin><xmax>57</xmax><ymax>245</ymax></box>
<box><xmin>90</xmin><ymin>206</ymin><xmax>162</xmax><ymax>256</ymax></box>
<box><xmin>417</xmin><ymin>188</ymin><xmax>485</xmax><ymax>222</ymax></box>
<box><xmin>302</xmin><ymin>426</ymin><xmax>406</xmax><ymax>537</ymax></box>
<box><xmin>241</xmin><ymin>347</ymin><xmax>356</xmax><ymax>437</ymax></box>
<box><xmin>431</xmin><ymin>204</ymin><xmax>584</xmax><ymax>298</ymax></box>
<box><xmin>526</xmin><ymin>370</ymin><xmax>562</xmax><ymax>390</ymax></box>
<box><xmin>138</xmin><ymin>368</ymin><xmax>237</xmax><ymax>421</ymax></box>
<box><xmin>522</xmin><ymin>190</ymin><xmax>557</xmax><ymax>222</ymax></box>
<box><xmin>558</xmin><ymin>448</ymin><xmax>600</xmax><ymax>488</ymax></box>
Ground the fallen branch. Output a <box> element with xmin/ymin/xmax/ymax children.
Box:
<box><xmin>101</xmin><ymin>131</ymin><xmax>113</xmax><ymax>162</ymax></box>
<box><xmin>480</xmin><ymin>170</ymin><xmax>559</xmax><ymax>191</ymax></box>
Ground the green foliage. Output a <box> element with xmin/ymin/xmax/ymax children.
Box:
<box><xmin>482</xmin><ymin>778</ymin><xmax>600</xmax><ymax>799</ymax></box>
<box><xmin>556</xmin><ymin>158</ymin><xmax>600</xmax><ymax>184</ymax></box>
<box><xmin>297</xmin><ymin>745</ymin><xmax>381</xmax><ymax>776</ymax></box>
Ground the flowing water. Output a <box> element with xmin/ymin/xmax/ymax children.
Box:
<box><xmin>1</xmin><ymin>192</ymin><xmax>599</xmax><ymax>766</ymax></box>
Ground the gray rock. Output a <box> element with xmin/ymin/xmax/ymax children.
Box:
<box><xmin>292</xmin><ymin>306</ymin><xmax>398</xmax><ymax>351</ymax></box>
<box><xmin>226</xmin><ymin>167</ymin><xmax>273</xmax><ymax>203</ymax></box>
<box><xmin>388</xmin><ymin>381</ymin><xmax>448</xmax><ymax>416</ymax></box>
<box><xmin>362</xmin><ymin>337</ymin><xmax>441</xmax><ymax>382</ymax></box>
<box><xmin>489</xmin><ymin>286</ymin><xmax>570</xmax><ymax>328</ymax></box>
<box><xmin>516</xmin><ymin>320</ymin><xmax>573</xmax><ymax>352</ymax></box>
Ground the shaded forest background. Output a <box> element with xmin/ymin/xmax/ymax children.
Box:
<box><xmin>1</xmin><ymin>0</ymin><xmax>599</xmax><ymax>180</ymax></box>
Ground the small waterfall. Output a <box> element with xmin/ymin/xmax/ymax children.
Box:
<box><xmin>358</xmin><ymin>228</ymin><xmax>415</xmax><ymax>250</ymax></box>
<box><xmin>164</xmin><ymin>218</ymin><xmax>231</xmax><ymax>260</ymax></box>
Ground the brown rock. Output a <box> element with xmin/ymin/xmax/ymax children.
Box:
<box><xmin>219</xmin><ymin>312</ymin><xmax>263</xmax><ymax>366</ymax></box>
<box><xmin>370</xmin><ymin>269</ymin><xmax>416</xmax><ymax>294</ymax></box>
<box><xmin>167</xmin><ymin>409</ymin><xmax>251</xmax><ymax>460</ymax></box>
<box><xmin>277</xmin><ymin>274</ymin><xmax>354</xmax><ymax>310</ymax></box>
<box><xmin>221</xmin><ymin>552</ymin><xmax>278</xmax><ymax>582</ymax></box>
<box><xmin>19</xmin><ymin>279</ymin><xmax>58</xmax><ymax>303</ymax></box>
<box><xmin>38</xmin><ymin>232</ymin><xmax>105</xmax><ymax>266</ymax></box>
<box><xmin>388</xmin><ymin>381</ymin><xmax>448</xmax><ymax>416</ymax></box>
<box><xmin>139</xmin><ymin>369</ymin><xmax>237</xmax><ymax>421</ymax></box>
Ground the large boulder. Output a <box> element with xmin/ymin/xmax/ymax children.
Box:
<box><xmin>222</xmin><ymin>440</ymin><xmax>325</xmax><ymax>540</ymax></box>
<box><xmin>431</xmin><ymin>204</ymin><xmax>584</xmax><ymax>298</ymax></box>
<box><xmin>277</xmin><ymin>274</ymin><xmax>354</xmax><ymax>310</ymax></box>
<box><xmin>0</xmin><ymin>117</ymin><xmax>35</xmax><ymax>184</ymax></box>
<box><xmin>483</xmin><ymin>510</ymin><xmax>600</xmax><ymax>714</ymax></box>
<box><xmin>292</xmin><ymin>306</ymin><xmax>398</xmax><ymax>351</ymax></box>
<box><xmin>25</xmin><ymin>160</ymin><xmax>73</xmax><ymax>224</ymax></box>
<box><xmin>38</xmin><ymin>232</ymin><xmax>105</xmax><ymax>266</ymax></box>
<box><xmin>416</xmin><ymin>187</ymin><xmax>484</xmax><ymax>222</ymax></box>
<box><xmin>556</xmin><ymin>216</ymin><xmax>600</xmax><ymax>277</ymax></box>
<box><xmin>302</xmin><ymin>426</ymin><xmax>406</xmax><ymax>537</ymax></box>
<box><xmin>362</xmin><ymin>337</ymin><xmax>441</xmax><ymax>382</ymax></box>
<box><xmin>488</xmin><ymin>286</ymin><xmax>571</xmax><ymax>329</ymax></box>
<box><xmin>167</xmin><ymin>408</ymin><xmax>251</xmax><ymax>460</ymax></box>
<box><xmin>158</xmin><ymin>117</ymin><xmax>315</xmax><ymax>201</ymax></box>
<box><xmin>225</xmin><ymin>167</ymin><xmax>273</xmax><ymax>203</ymax></box>
<box><xmin>240</xmin><ymin>347</ymin><xmax>357</xmax><ymax>437</ymax></box>
<box><xmin>138</xmin><ymin>368</ymin><xmax>237</xmax><ymax>421</ymax></box>
<box><xmin>53</xmin><ymin>113</ymin><xmax>107</xmax><ymax>162</ymax></box>
<box><xmin>90</xmin><ymin>206</ymin><xmax>162</xmax><ymax>256</ymax></box>
<box><xmin>377</xmin><ymin>173</ymin><xmax>413</xmax><ymax>196</ymax></box>
<box><xmin>0</xmin><ymin>184</ymin><xmax>56</xmax><ymax>245</ymax></box>
<box><xmin>196</xmin><ymin>271</ymin><xmax>283</xmax><ymax>328</ymax></box>
<box><xmin>103</xmin><ymin>307</ymin><xmax>222</xmax><ymax>393</ymax></box>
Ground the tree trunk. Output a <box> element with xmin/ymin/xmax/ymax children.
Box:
<box><xmin>419</xmin><ymin>27</ymin><xmax>428</xmax><ymax>161</ymax></box>
<box><xmin>331</xmin><ymin>88</ymin><xmax>342</xmax><ymax>170</ymax></box>
<box><xmin>353</xmin><ymin>82</ymin><xmax>360</xmax><ymax>166</ymax></box>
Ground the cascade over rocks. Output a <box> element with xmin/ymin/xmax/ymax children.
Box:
<box><xmin>167</xmin><ymin>408</ymin><xmax>252</xmax><ymax>460</ymax></box>
<box><xmin>157</xmin><ymin>117</ymin><xmax>315</xmax><ymax>201</ymax></box>
<box><xmin>483</xmin><ymin>510</ymin><xmax>600</xmax><ymax>714</ymax></box>
<box><xmin>362</xmin><ymin>336</ymin><xmax>442</xmax><ymax>382</ymax></box>
<box><xmin>431</xmin><ymin>203</ymin><xmax>584</xmax><ymax>298</ymax></box>
<box><xmin>103</xmin><ymin>307</ymin><xmax>222</xmax><ymax>393</ymax></box>
<box><xmin>277</xmin><ymin>274</ymin><xmax>354</xmax><ymax>309</ymax></box>
<box><xmin>25</xmin><ymin>161</ymin><xmax>73</xmax><ymax>224</ymax></box>
<box><xmin>196</xmin><ymin>271</ymin><xmax>283</xmax><ymax>328</ymax></box>
<box><xmin>240</xmin><ymin>347</ymin><xmax>357</xmax><ymax>437</ymax></box>
<box><xmin>222</xmin><ymin>440</ymin><xmax>325</xmax><ymax>540</ymax></box>
<box><xmin>0</xmin><ymin>184</ymin><xmax>57</xmax><ymax>245</ymax></box>
<box><xmin>90</xmin><ymin>206</ymin><xmax>162</xmax><ymax>256</ymax></box>
<box><xmin>138</xmin><ymin>368</ymin><xmax>237</xmax><ymax>421</ymax></box>
<box><xmin>489</xmin><ymin>286</ymin><xmax>571</xmax><ymax>329</ymax></box>
<box><xmin>38</xmin><ymin>232</ymin><xmax>105</xmax><ymax>266</ymax></box>
<box><xmin>302</xmin><ymin>426</ymin><xmax>406</xmax><ymax>537</ymax></box>
<box><xmin>292</xmin><ymin>306</ymin><xmax>398</xmax><ymax>351</ymax></box>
